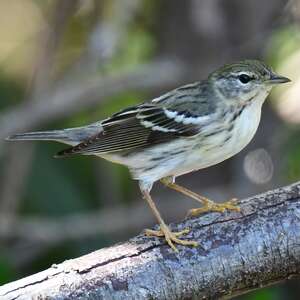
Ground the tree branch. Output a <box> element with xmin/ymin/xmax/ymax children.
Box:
<box><xmin>1</xmin><ymin>182</ymin><xmax>300</xmax><ymax>299</ymax></box>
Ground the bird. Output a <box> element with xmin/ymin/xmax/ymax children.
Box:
<box><xmin>6</xmin><ymin>60</ymin><xmax>290</xmax><ymax>251</ymax></box>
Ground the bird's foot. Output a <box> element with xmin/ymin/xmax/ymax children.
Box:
<box><xmin>145</xmin><ymin>224</ymin><xmax>198</xmax><ymax>252</ymax></box>
<box><xmin>188</xmin><ymin>198</ymin><xmax>240</xmax><ymax>217</ymax></box>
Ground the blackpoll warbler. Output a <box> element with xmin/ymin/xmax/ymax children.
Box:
<box><xmin>7</xmin><ymin>60</ymin><xmax>290</xmax><ymax>251</ymax></box>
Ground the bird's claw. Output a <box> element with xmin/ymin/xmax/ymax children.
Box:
<box><xmin>188</xmin><ymin>198</ymin><xmax>240</xmax><ymax>217</ymax></box>
<box><xmin>145</xmin><ymin>225</ymin><xmax>198</xmax><ymax>252</ymax></box>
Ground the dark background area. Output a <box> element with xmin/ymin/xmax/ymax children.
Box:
<box><xmin>0</xmin><ymin>0</ymin><xmax>300</xmax><ymax>299</ymax></box>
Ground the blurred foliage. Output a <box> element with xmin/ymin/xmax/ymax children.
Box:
<box><xmin>55</xmin><ymin>15</ymin><xmax>91</xmax><ymax>74</ymax></box>
<box><xmin>243</xmin><ymin>287</ymin><xmax>281</xmax><ymax>300</ymax></box>
<box><xmin>23</xmin><ymin>144</ymin><xmax>97</xmax><ymax>216</ymax></box>
<box><xmin>108</xmin><ymin>27</ymin><xmax>156</xmax><ymax>72</ymax></box>
<box><xmin>0</xmin><ymin>257</ymin><xmax>15</xmax><ymax>285</ymax></box>
<box><xmin>266</xmin><ymin>25</ymin><xmax>300</xmax><ymax>69</ymax></box>
<box><xmin>0</xmin><ymin>74</ymin><xmax>24</xmax><ymax>110</ymax></box>
<box><xmin>0</xmin><ymin>0</ymin><xmax>45</xmax><ymax>79</ymax></box>
<box><xmin>281</xmin><ymin>131</ymin><xmax>300</xmax><ymax>182</ymax></box>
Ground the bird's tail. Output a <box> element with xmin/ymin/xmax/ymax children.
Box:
<box><xmin>6</xmin><ymin>130</ymin><xmax>76</xmax><ymax>145</ymax></box>
<box><xmin>6</xmin><ymin>123</ymin><xmax>102</xmax><ymax>146</ymax></box>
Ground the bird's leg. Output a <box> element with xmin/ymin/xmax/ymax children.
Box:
<box><xmin>140</xmin><ymin>184</ymin><xmax>198</xmax><ymax>251</ymax></box>
<box><xmin>160</xmin><ymin>177</ymin><xmax>240</xmax><ymax>217</ymax></box>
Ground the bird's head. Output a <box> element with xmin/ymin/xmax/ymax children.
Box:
<box><xmin>209</xmin><ymin>59</ymin><xmax>290</xmax><ymax>105</ymax></box>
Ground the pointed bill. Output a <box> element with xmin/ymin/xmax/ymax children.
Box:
<box><xmin>267</xmin><ymin>73</ymin><xmax>291</xmax><ymax>84</ymax></box>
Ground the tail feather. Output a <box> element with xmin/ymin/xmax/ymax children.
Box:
<box><xmin>6</xmin><ymin>130</ymin><xmax>70</xmax><ymax>141</ymax></box>
<box><xmin>6</xmin><ymin>123</ymin><xmax>103</xmax><ymax>147</ymax></box>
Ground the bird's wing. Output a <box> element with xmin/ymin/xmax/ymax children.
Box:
<box><xmin>55</xmin><ymin>82</ymin><xmax>216</xmax><ymax>157</ymax></box>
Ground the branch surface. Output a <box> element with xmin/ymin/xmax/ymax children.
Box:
<box><xmin>1</xmin><ymin>182</ymin><xmax>300</xmax><ymax>299</ymax></box>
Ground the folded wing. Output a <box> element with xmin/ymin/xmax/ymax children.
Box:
<box><xmin>55</xmin><ymin>82</ymin><xmax>216</xmax><ymax>157</ymax></box>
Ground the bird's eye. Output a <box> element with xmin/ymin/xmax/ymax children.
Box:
<box><xmin>238</xmin><ymin>74</ymin><xmax>252</xmax><ymax>84</ymax></box>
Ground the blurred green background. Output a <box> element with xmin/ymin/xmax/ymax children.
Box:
<box><xmin>0</xmin><ymin>0</ymin><xmax>300</xmax><ymax>299</ymax></box>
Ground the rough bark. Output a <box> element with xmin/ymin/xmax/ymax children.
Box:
<box><xmin>1</xmin><ymin>182</ymin><xmax>300</xmax><ymax>300</ymax></box>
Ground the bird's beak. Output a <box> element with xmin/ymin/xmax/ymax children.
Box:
<box><xmin>266</xmin><ymin>73</ymin><xmax>291</xmax><ymax>84</ymax></box>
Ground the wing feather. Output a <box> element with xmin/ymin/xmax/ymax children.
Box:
<box><xmin>55</xmin><ymin>88</ymin><xmax>214</xmax><ymax>157</ymax></box>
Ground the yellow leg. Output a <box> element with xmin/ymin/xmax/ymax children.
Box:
<box><xmin>141</xmin><ymin>188</ymin><xmax>198</xmax><ymax>252</ymax></box>
<box><xmin>161</xmin><ymin>177</ymin><xmax>240</xmax><ymax>217</ymax></box>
